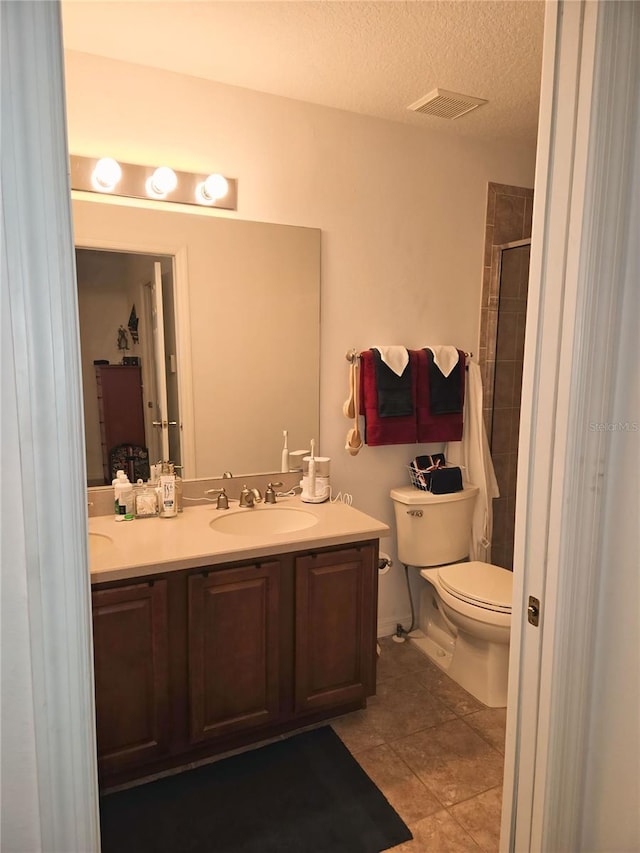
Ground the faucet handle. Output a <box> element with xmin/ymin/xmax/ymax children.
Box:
<box><xmin>264</xmin><ymin>482</ymin><xmax>283</xmax><ymax>504</ymax></box>
<box><xmin>205</xmin><ymin>487</ymin><xmax>230</xmax><ymax>509</ymax></box>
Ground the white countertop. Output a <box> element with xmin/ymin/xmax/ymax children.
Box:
<box><xmin>89</xmin><ymin>495</ymin><xmax>390</xmax><ymax>583</ymax></box>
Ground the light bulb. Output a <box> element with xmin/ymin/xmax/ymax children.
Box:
<box><xmin>146</xmin><ymin>166</ymin><xmax>178</xmax><ymax>198</ymax></box>
<box><xmin>91</xmin><ymin>158</ymin><xmax>122</xmax><ymax>192</ymax></box>
<box><xmin>195</xmin><ymin>173</ymin><xmax>229</xmax><ymax>205</ymax></box>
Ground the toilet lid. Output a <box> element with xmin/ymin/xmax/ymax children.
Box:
<box><xmin>437</xmin><ymin>562</ymin><xmax>512</xmax><ymax>612</ymax></box>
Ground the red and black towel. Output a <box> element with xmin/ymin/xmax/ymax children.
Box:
<box><xmin>359</xmin><ymin>348</ymin><xmax>465</xmax><ymax>446</ymax></box>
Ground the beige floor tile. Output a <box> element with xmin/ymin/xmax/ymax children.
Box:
<box><xmin>449</xmin><ymin>786</ymin><xmax>503</xmax><ymax>852</ymax></box>
<box><xmin>356</xmin><ymin>743</ymin><xmax>443</xmax><ymax>825</ymax></box>
<box><xmin>413</xmin><ymin>658</ymin><xmax>486</xmax><ymax>717</ymax></box>
<box><xmin>330</xmin><ymin>709</ymin><xmax>386</xmax><ymax>754</ymax></box>
<box><xmin>386</xmin><ymin>809</ymin><xmax>482</xmax><ymax>852</ymax></box>
<box><xmin>390</xmin><ymin>719</ymin><xmax>504</xmax><ymax>806</ymax></box>
<box><xmin>377</xmin><ymin>636</ymin><xmax>436</xmax><ymax>681</ymax></box>
<box><xmin>464</xmin><ymin>708</ymin><xmax>507</xmax><ymax>754</ymax></box>
<box><xmin>365</xmin><ymin>675</ymin><xmax>456</xmax><ymax>741</ymax></box>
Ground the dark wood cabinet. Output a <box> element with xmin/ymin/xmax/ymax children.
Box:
<box><xmin>188</xmin><ymin>561</ymin><xmax>282</xmax><ymax>742</ymax></box>
<box><xmin>295</xmin><ymin>545</ymin><xmax>377</xmax><ymax>713</ymax></box>
<box><xmin>91</xmin><ymin>579</ymin><xmax>170</xmax><ymax>776</ymax></box>
<box><xmin>92</xmin><ymin>541</ymin><xmax>378</xmax><ymax>786</ymax></box>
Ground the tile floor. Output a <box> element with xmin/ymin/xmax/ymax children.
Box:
<box><xmin>330</xmin><ymin>636</ymin><xmax>507</xmax><ymax>852</ymax></box>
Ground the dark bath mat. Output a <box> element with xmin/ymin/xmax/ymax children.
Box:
<box><xmin>99</xmin><ymin>726</ymin><xmax>412</xmax><ymax>853</ymax></box>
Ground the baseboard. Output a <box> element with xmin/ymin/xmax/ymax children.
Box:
<box><xmin>377</xmin><ymin>614</ymin><xmax>412</xmax><ymax>639</ymax></box>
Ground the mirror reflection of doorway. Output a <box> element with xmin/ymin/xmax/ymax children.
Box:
<box><xmin>75</xmin><ymin>248</ymin><xmax>180</xmax><ymax>486</ymax></box>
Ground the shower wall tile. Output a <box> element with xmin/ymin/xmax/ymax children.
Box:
<box><xmin>495</xmin><ymin>311</ymin><xmax>519</xmax><ymax>362</ymax></box>
<box><xmin>498</xmin><ymin>249</ymin><xmax>522</xmax><ymax>298</ymax></box>
<box><xmin>491</xmin><ymin>410</ymin><xmax>512</xmax><ymax>454</ymax></box>
<box><xmin>524</xmin><ymin>196</ymin><xmax>534</xmax><ymax>238</ymax></box>
<box><xmin>481</xmin><ymin>267</ymin><xmax>491</xmax><ymax>308</ymax></box>
<box><xmin>486</xmin><ymin>186</ymin><xmax>497</xmax><ymax>223</ymax></box>
<box><xmin>493</xmin><ymin>360</ymin><xmax>516</xmax><ymax>409</ymax></box>
<box><xmin>494</xmin><ymin>195</ymin><xmax>526</xmax><ymax>245</ymax></box>
<box><xmin>483</xmin><ymin>310</ymin><xmax>498</xmax><ymax>361</ymax></box>
<box><xmin>484</xmin><ymin>225</ymin><xmax>495</xmax><ymax>267</ymax></box>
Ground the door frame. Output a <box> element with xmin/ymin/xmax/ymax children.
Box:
<box><xmin>2</xmin><ymin>1</ymin><xmax>638</xmax><ymax>851</ymax></box>
<box><xmin>501</xmin><ymin>1</ymin><xmax>640</xmax><ymax>850</ymax></box>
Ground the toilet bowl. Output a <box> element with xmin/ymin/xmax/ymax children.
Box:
<box><xmin>419</xmin><ymin>561</ymin><xmax>512</xmax><ymax>707</ymax></box>
<box><xmin>390</xmin><ymin>485</ymin><xmax>513</xmax><ymax>708</ymax></box>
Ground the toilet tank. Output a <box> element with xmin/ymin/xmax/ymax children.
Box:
<box><xmin>390</xmin><ymin>485</ymin><xmax>480</xmax><ymax>567</ymax></box>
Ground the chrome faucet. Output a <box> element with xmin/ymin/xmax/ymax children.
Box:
<box><xmin>239</xmin><ymin>485</ymin><xmax>263</xmax><ymax>508</ymax></box>
<box><xmin>264</xmin><ymin>482</ymin><xmax>283</xmax><ymax>504</ymax></box>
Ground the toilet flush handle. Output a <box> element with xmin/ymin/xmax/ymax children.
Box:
<box><xmin>407</xmin><ymin>509</ymin><xmax>423</xmax><ymax>517</ymax></box>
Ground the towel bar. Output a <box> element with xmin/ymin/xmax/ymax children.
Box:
<box><xmin>346</xmin><ymin>348</ymin><xmax>473</xmax><ymax>361</ymax></box>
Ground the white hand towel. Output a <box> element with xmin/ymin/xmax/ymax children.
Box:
<box><xmin>445</xmin><ymin>361</ymin><xmax>499</xmax><ymax>562</ymax></box>
<box><xmin>372</xmin><ymin>346</ymin><xmax>409</xmax><ymax>376</ymax></box>
<box><xmin>426</xmin><ymin>346</ymin><xmax>460</xmax><ymax>377</ymax></box>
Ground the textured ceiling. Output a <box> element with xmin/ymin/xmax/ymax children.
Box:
<box><xmin>61</xmin><ymin>0</ymin><xmax>545</xmax><ymax>146</ymax></box>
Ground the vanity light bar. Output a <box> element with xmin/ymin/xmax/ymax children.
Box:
<box><xmin>70</xmin><ymin>155</ymin><xmax>238</xmax><ymax>211</ymax></box>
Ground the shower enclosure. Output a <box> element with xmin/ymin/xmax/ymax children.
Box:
<box><xmin>488</xmin><ymin>241</ymin><xmax>531</xmax><ymax>570</ymax></box>
<box><xmin>479</xmin><ymin>182</ymin><xmax>533</xmax><ymax>570</ymax></box>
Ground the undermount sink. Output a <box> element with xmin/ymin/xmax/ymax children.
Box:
<box><xmin>89</xmin><ymin>532</ymin><xmax>114</xmax><ymax>558</ymax></box>
<box><xmin>210</xmin><ymin>506</ymin><xmax>319</xmax><ymax>536</ymax></box>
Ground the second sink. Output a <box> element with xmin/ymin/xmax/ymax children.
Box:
<box><xmin>210</xmin><ymin>506</ymin><xmax>318</xmax><ymax>536</ymax></box>
<box><xmin>89</xmin><ymin>532</ymin><xmax>114</xmax><ymax>559</ymax></box>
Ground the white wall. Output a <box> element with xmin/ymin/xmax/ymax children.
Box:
<box><xmin>64</xmin><ymin>50</ymin><xmax>536</xmax><ymax>633</ymax></box>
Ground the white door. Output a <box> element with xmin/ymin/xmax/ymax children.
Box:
<box><xmin>151</xmin><ymin>260</ymin><xmax>170</xmax><ymax>461</ymax></box>
<box><xmin>501</xmin><ymin>2</ymin><xmax>639</xmax><ymax>851</ymax></box>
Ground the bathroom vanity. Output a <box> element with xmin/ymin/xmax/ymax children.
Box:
<box><xmin>89</xmin><ymin>498</ymin><xmax>388</xmax><ymax>787</ymax></box>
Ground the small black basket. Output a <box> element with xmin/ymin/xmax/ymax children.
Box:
<box><xmin>408</xmin><ymin>454</ymin><xmax>463</xmax><ymax>494</ymax></box>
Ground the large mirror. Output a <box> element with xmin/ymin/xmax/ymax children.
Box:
<box><xmin>73</xmin><ymin>197</ymin><xmax>321</xmax><ymax>486</ymax></box>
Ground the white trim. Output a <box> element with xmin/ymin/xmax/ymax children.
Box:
<box><xmin>172</xmin><ymin>247</ymin><xmax>196</xmax><ymax>477</ymax></box>
<box><xmin>502</xmin><ymin>1</ymin><xmax>640</xmax><ymax>850</ymax></box>
<box><xmin>1</xmin><ymin>2</ymin><xmax>100</xmax><ymax>850</ymax></box>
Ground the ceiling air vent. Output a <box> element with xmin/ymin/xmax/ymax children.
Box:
<box><xmin>408</xmin><ymin>88</ymin><xmax>488</xmax><ymax>120</ymax></box>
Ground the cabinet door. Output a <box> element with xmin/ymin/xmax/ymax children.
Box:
<box><xmin>92</xmin><ymin>580</ymin><xmax>170</xmax><ymax>776</ymax></box>
<box><xmin>188</xmin><ymin>561</ymin><xmax>281</xmax><ymax>743</ymax></box>
<box><xmin>295</xmin><ymin>545</ymin><xmax>377</xmax><ymax>713</ymax></box>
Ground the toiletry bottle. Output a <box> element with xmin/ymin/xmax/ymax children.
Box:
<box><xmin>303</xmin><ymin>439</ymin><xmax>316</xmax><ymax>502</ymax></box>
<box><xmin>113</xmin><ymin>470</ymin><xmax>130</xmax><ymax>520</ymax></box>
<box><xmin>164</xmin><ymin>462</ymin><xmax>183</xmax><ymax>512</ymax></box>
<box><xmin>158</xmin><ymin>473</ymin><xmax>177</xmax><ymax>518</ymax></box>
<box><xmin>281</xmin><ymin>429</ymin><xmax>289</xmax><ymax>473</ymax></box>
<box><xmin>119</xmin><ymin>476</ymin><xmax>134</xmax><ymax>518</ymax></box>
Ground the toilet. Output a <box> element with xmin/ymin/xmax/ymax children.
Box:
<box><xmin>390</xmin><ymin>484</ymin><xmax>512</xmax><ymax>708</ymax></box>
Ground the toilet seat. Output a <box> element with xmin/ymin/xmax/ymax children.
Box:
<box><xmin>436</xmin><ymin>561</ymin><xmax>512</xmax><ymax>613</ymax></box>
